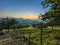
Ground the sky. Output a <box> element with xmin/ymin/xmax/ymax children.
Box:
<box><xmin>0</xmin><ymin>0</ymin><xmax>50</xmax><ymax>20</ymax></box>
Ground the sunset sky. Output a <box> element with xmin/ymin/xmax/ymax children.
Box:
<box><xmin>0</xmin><ymin>0</ymin><xmax>50</xmax><ymax>20</ymax></box>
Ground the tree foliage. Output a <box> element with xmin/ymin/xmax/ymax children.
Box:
<box><xmin>0</xmin><ymin>17</ymin><xmax>19</xmax><ymax>31</ymax></box>
<box><xmin>41</xmin><ymin>0</ymin><xmax>60</xmax><ymax>26</ymax></box>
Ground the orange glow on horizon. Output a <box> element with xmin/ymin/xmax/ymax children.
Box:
<box><xmin>13</xmin><ymin>15</ymin><xmax>38</xmax><ymax>20</ymax></box>
<box><xmin>0</xmin><ymin>12</ymin><xmax>39</xmax><ymax>20</ymax></box>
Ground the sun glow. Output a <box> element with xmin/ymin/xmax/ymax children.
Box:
<box><xmin>0</xmin><ymin>12</ymin><xmax>38</xmax><ymax>20</ymax></box>
<box><xmin>21</xmin><ymin>15</ymin><xmax>38</xmax><ymax>20</ymax></box>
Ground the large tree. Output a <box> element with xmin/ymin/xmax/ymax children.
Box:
<box><xmin>41</xmin><ymin>0</ymin><xmax>60</xmax><ymax>26</ymax></box>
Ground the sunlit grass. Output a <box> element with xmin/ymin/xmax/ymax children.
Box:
<box><xmin>0</xmin><ymin>26</ymin><xmax>60</xmax><ymax>45</ymax></box>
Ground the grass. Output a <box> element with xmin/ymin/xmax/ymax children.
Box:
<box><xmin>0</xmin><ymin>26</ymin><xmax>60</xmax><ymax>45</ymax></box>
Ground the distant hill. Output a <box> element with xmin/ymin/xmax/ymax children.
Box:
<box><xmin>16</xmin><ymin>18</ymin><xmax>43</xmax><ymax>26</ymax></box>
<box><xmin>17</xmin><ymin>18</ymin><xmax>49</xmax><ymax>26</ymax></box>
<box><xmin>0</xmin><ymin>18</ymin><xmax>49</xmax><ymax>26</ymax></box>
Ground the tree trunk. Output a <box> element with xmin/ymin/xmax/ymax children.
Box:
<box><xmin>13</xmin><ymin>28</ymin><xmax>15</xmax><ymax>31</ymax></box>
<box><xmin>8</xmin><ymin>28</ymin><xmax>9</xmax><ymax>32</ymax></box>
<box><xmin>40</xmin><ymin>27</ymin><xmax>43</xmax><ymax>45</ymax></box>
<box><xmin>7</xmin><ymin>23</ymin><xmax>9</xmax><ymax>32</ymax></box>
<box><xmin>51</xmin><ymin>25</ymin><xmax>54</xmax><ymax>30</ymax></box>
<box><xmin>29</xmin><ymin>32</ymin><xmax>31</xmax><ymax>45</ymax></box>
<box><xmin>0</xmin><ymin>26</ymin><xmax>3</xmax><ymax>32</ymax></box>
<box><xmin>7</xmin><ymin>25</ymin><xmax>9</xmax><ymax>32</ymax></box>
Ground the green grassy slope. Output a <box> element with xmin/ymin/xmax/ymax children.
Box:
<box><xmin>0</xmin><ymin>26</ymin><xmax>60</xmax><ymax>45</ymax></box>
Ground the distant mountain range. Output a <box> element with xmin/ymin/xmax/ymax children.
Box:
<box><xmin>16</xmin><ymin>18</ymin><xmax>49</xmax><ymax>26</ymax></box>
<box><xmin>0</xmin><ymin>18</ymin><xmax>49</xmax><ymax>26</ymax></box>
<box><xmin>16</xmin><ymin>18</ymin><xmax>39</xmax><ymax>26</ymax></box>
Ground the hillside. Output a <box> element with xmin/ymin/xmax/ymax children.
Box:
<box><xmin>0</xmin><ymin>27</ymin><xmax>60</xmax><ymax>45</ymax></box>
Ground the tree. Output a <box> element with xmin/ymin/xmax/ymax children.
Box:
<box><xmin>1</xmin><ymin>18</ymin><xmax>10</xmax><ymax>31</ymax></box>
<box><xmin>37</xmin><ymin>14</ymin><xmax>46</xmax><ymax>45</ymax></box>
<box><xmin>1</xmin><ymin>17</ymin><xmax>19</xmax><ymax>31</ymax></box>
<box><xmin>38</xmin><ymin>23</ymin><xmax>43</xmax><ymax>45</ymax></box>
<box><xmin>6</xmin><ymin>17</ymin><xmax>10</xmax><ymax>31</ymax></box>
<box><xmin>41</xmin><ymin>0</ymin><xmax>60</xmax><ymax>26</ymax></box>
<box><xmin>28</xmin><ymin>32</ymin><xmax>31</xmax><ymax>45</ymax></box>
<box><xmin>47</xmin><ymin>18</ymin><xmax>56</xmax><ymax>30</ymax></box>
<box><xmin>0</xmin><ymin>19</ymin><xmax>3</xmax><ymax>32</ymax></box>
<box><xmin>10</xmin><ymin>18</ymin><xmax>19</xmax><ymax>31</ymax></box>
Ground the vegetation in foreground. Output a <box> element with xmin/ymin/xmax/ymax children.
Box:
<box><xmin>0</xmin><ymin>26</ymin><xmax>60</xmax><ymax>45</ymax></box>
